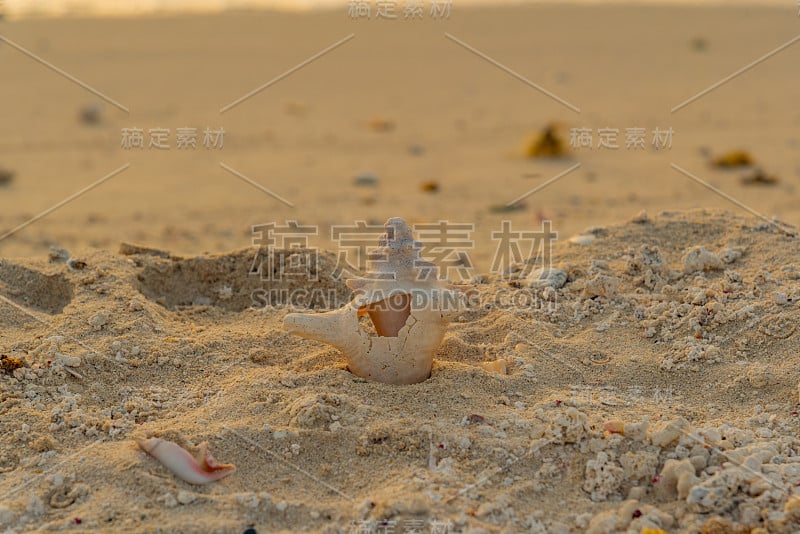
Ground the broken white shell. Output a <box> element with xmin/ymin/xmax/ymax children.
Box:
<box><xmin>283</xmin><ymin>217</ymin><xmax>464</xmax><ymax>385</ymax></box>
<box><xmin>135</xmin><ymin>437</ymin><xmax>236</xmax><ymax>485</ymax></box>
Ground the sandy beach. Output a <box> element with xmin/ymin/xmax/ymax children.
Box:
<box><xmin>1</xmin><ymin>2</ymin><xmax>799</xmax><ymax>533</ymax></box>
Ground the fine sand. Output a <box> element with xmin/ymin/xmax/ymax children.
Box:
<box><xmin>1</xmin><ymin>3</ymin><xmax>799</xmax><ymax>534</ymax></box>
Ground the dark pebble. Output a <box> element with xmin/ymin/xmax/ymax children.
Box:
<box><xmin>0</xmin><ymin>168</ymin><xmax>14</xmax><ymax>186</ymax></box>
<box><xmin>353</xmin><ymin>173</ymin><xmax>378</xmax><ymax>187</ymax></box>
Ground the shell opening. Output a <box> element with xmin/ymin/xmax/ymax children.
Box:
<box><xmin>359</xmin><ymin>293</ymin><xmax>411</xmax><ymax>337</ymax></box>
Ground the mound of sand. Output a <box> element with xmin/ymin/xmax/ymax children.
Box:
<box><xmin>1</xmin><ymin>209</ymin><xmax>798</xmax><ymax>533</ymax></box>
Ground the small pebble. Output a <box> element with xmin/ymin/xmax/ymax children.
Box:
<box><xmin>528</xmin><ymin>267</ymin><xmax>567</xmax><ymax>289</ymax></box>
<box><xmin>467</xmin><ymin>414</ymin><xmax>486</xmax><ymax>425</ymax></box>
<box><xmin>1</xmin><ymin>355</ymin><xmax>24</xmax><ymax>375</ymax></box>
<box><xmin>683</xmin><ymin>246</ymin><xmax>723</xmax><ymax>272</ymax></box>
<box><xmin>353</xmin><ymin>173</ymin><xmax>378</xmax><ymax>187</ymax></box>
<box><xmin>720</xmin><ymin>248</ymin><xmax>742</xmax><ymax>264</ymax></box>
<box><xmin>67</xmin><ymin>258</ymin><xmax>87</xmax><ymax>271</ymax></box>
<box><xmin>176</xmin><ymin>490</ymin><xmax>195</xmax><ymax>505</ymax></box>
<box><xmin>79</xmin><ymin>104</ymin><xmax>102</xmax><ymax>125</ymax></box>
<box><xmin>603</xmin><ymin>420</ymin><xmax>625</xmax><ymax>435</ymax></box>
<box><xmin>630</xmin><ymin>209</ymin><xmax>648</xmax><ymax>223</ymax></box>
<box><xmin>741</xmin><ymin>168</ymin><xmax>779</xmax><ymax>186</ymax></box>
<box><xmin>690</xmin><ymin>37</ymin><xmax>708</xmax><ymax>52</ymax></box>
<box><xmin>55</xmin><ymin>353</ymin><xmax>81</xmax><ymax>367</ymax></box>
<box><xmin>420</xmin><ymin>181</ymin><xmax>439</xmax><ymax>193</ymax></box>
<box><xmin>48</xmin><ymin>247</ymin><xmax>69</xmax><ymax>263</ymax></box>
<box><xmin>712</xmin><ymin>149</ymin><xmax>754</xmax><ymax>168</ymax></box>
<box><xmin>284</xmin><ymin>100</ymin><xmax>307</xmax><ymax>116</ymax></box>
<box><xmin>88</xmin><ymin>313</ymin><xmax>107</xmax><ymax>329</ymax></box>
<box><xmin>408</xmin><ymin>144</ymin><xmax>425</xmax><ymax>156</ymax></box>
<box><xmin>160</xmin><ymin>493</ymin><xmax>178</xmax><ymax>508</ymax></box>
<box><xmin>367</xmin><ymin>117</ymin><xmax>395</xmax><ymax>132</ymax></box>
<box><xmin>568</xmin><ymin>234</ymin><xmax>595</xmax><ymax>245</ymax></box>
<box><xmin>479</xmin><ymin>359</ymin><xmax>507</xmax><ymax>375</ymax></box>
<box><xmin>0</xmin><ymin>168</ymin><xmax>15</xmax><ymax>186</ymax></box>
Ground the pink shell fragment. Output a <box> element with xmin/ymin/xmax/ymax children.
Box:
<box><xmin>135</xmin><ymin>437</ymin><xmax>236</xmax><ymax>485</ymax></box>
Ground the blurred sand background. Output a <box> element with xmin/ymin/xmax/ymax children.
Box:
<box><xmin>0</xmin><ymin>1</ymin><xmax>798</xmax><ymax>267</ymax></box>
<box><xmin>1</xmin><ymin>2</ymin><xmax>799</xmax><ymax>533</ymax></box>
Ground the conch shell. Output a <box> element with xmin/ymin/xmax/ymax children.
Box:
<box><xmin>283</xmin><ymin>217</ymin><xmax>464</xmax><ymax>385</ymax></box>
